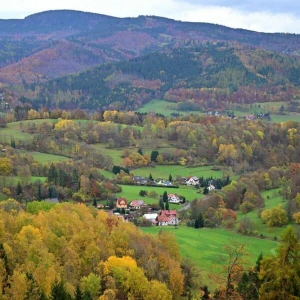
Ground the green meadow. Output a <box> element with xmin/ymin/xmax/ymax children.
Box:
<box><xmin>131</xmin><ymin>165</ymin><xmax>223</xmax><ymax>180</ymax></box>
<box><xmin>236</xmin><ymin>189</ymin><xmax>300</xmax><ymax>239</ymax></box>
<box><xmin>29</xmin><ymin>152</ymin><xmax>70</xmax><ymax>164</ymax></box>
<box><xmin>142</xmin><ymin>226</ymin><xmax>278</xmax><ymax>287</ymax></box>
<box><xmin>116</xmin><ymin>184</ymin><xmax>203</xmax><ymax>207</ymax></box>
<box><xmin>136</xmin><ymin>99</ymin><xmax>185</xmax><ymax>116</ymax></box>
<box><xmin>5</xmin><ymin>176</ymin><xmax>47</xmax><ymax>186</ymax></box>
<box><xmin>0</xmin><ymin>123</ymin><xmax>33</xmax><ymax>142</ymax></box>
<box><xmin>91</xmin><ymin>144</ymin><xmax>124</xmax><ymax>165</ymax></box>
<box><xmin>137</xmin><ymin>99</ymin><xmax>300</xmax><ymax>122</ymax></box>
<box><xmin>98</xmin><ymin>169</ymin><xmax>116</xmax><ymax>179</ymax></box>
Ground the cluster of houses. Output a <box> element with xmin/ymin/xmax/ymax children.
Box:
<box><xmin>132</xmin><ymin>175</ymin><xmax>215</xmax><ymax>191</ymax></box>
<box><xmin>185</xmin><ymin>176</ymin><xmax>215</xmax><ymax>191</ymax></box>
<box><xmin>114</xmin><ymin>194</ymin><xmax>183</xmax><ymax>209</ymax></box>
<box><xmin>102</xmin><ymin>196</ymin><xmax>179</xmax><ymax>226</ymax></box>
<box><xmin>245</xmin><ymin>112</ymin><xmax>271</xmax><ymax>121</ymax></box>
<box><xmin>96</xmin><ymin>175</ymin><xmax>217</xmax><ymax>226</ymax></box>
<box><xmin>206</xmin><ymin>111</ymin><xmax>222</xmax><ymax>117</ymax></box>
<box><xmin>133</xmin><ymin>176</ymin><xmax>173</xmax><ymax>187</ymax></box>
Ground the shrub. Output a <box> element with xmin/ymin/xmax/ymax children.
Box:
<box><xmin>261</xmin><ymin>205</ymin><xmax>288</xmax><ymax>227</ymax></box>
<box><xmin>2</xmin><ymin>187</ymin><xmax>11</xmax><ymax>195</ymax></box>
<box><xmin>239</xmin><ymin>201</ymin><xmax>255</xmax><ymax>214</ymax></box>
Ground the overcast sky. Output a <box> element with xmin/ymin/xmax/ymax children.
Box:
<box><xmin>1</xmin><ymin>0</ymin><xmax>299</xmax><ymax>34</ymax></box>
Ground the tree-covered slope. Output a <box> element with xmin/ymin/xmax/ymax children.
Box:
<box><xmin>25</xmin><ymin>42</ymin><xmax>300</xmax><ymax>110</ymax></box>
<box><xmin>0</xmin><ymin>10</ymin><xmax>300</xmax><ymax>84</ymax></box>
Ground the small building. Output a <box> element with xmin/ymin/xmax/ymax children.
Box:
<box><xmin>208</xmin><ymin>184</ymin><xmax>215</xmax><ymax>191</ymax></box>
<box><xmin>246</xmin><ymin>114</ymin><xmax>255</xmax><ymax>121</ymax></box>
<box><xmin>116</xmin><ymin>197</ymin><xmax>128</xmax><ymax>209</ymax></box>
<box><xmin>143</xmin><ymin>213</ymin><xmax>158</xmax><ymax>223</ymax></box>
<box><xmin>156</xmin><ymin>210</ymin><xmax>178</xmax><ymax>226</ymax></box>
<box><xmin>168</xmin><ymin>194</ymin><xmax>180</xmax><ymax>204</ymax></box>
<box><xmin>129</xmin><ymin>200</ymin><xmax>146</xmax><ymax>210</ymax></box>
<box><xmin>186</xmin><ymin>176</ymin><xmax>199</xmax><ymax>186</ymax></box>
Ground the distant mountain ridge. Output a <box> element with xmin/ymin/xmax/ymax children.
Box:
<box><xmin>0</xmin><ymin>10</ymin><xmax>300</xmax><ymax>110</ymax></box>
<box><xmin>0</xmin><ymin>10</ymin><xmax>299</xmax><ymax>82</ymax></box>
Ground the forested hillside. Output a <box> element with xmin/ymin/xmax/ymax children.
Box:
<box><xmin>0</xmin><ymin>10</ymin><xmax>299</xmax><ymax>110</ymax></box>
<box><xmin>23</xmin><ymin>42</ymin><xmax>300</xmax><ymax>110</ymax></box>
<box><xmin>0</xmin><ymin>200</ymin><xmax>183</xmax><ymax>299</ymax></box>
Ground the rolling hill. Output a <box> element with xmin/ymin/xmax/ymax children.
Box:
<box><xmin>24</xmin><ymin>42</ymin><xmax>300</xmax><ymax>110</ymax></box>
<box><xmin>0</xmin><ymin>10</ymin><xmax>299</xmax><ymax>110</ymax></box>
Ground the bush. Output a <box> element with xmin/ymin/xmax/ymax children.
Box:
<box><xmin>237</xmin><ymin>216</ymin><xmax>253</xmax><ymax>235</ymax></box>
<box><xmin>148</xmin><ymin>190</ymin><xmax>158</xmax><ymax>198</ymax></box>
<box><xmin>222</xmin><ymin>218</ymin><xmax>235</xmax><ymax>229</ymax></box>
<box><xmin>138</xmin><ymin>218</ymin><xmax>153</xmax><ymax>227</ymax></box>
<box><xmin>139</xmin><ymin>190</ymin><xmax>148</xmax><ymax>196</ymax></box>
<box><xmin>239</xmin><ymin>201</ymin><xmax>255</xmax><ymax>214</ymax></box>
<box><xmin>2</xmin><ymin>187</ymin><xmax>11</xmax><ymax>195</ymax></box>
<box><xmin>186</xmin><ymin>219</ymin><xmax>195</xmax><ymax>227</ymax></box>
<box><xmin>261</xmin><ymin>205</ymin><xmax>288</xmax><ymax>227</ymax></box>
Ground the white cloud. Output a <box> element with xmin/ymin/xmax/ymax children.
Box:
<box><xmin>0</xmin><ymin>0</ymin><xmax>299</xmax><ymax>33</ymax></box>
<box><xmin>176</xmin><ymin>6</ymin><xmax>300</xmax><ymax>33</ymax></box>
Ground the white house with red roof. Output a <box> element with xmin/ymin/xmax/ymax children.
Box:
<box><xmin>129</xmin><ymin>200</ymin><xmax>146</xmax><ymax>210</ymax></box>
<box><xmin>156</xmin><ymin>210</ymin><xmax>178</xmax><ymax>226</ymax></box>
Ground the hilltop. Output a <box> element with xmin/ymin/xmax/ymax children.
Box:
<box><xmin>0</xmin><ymin>10</ymin><xmax>299</xmax><ymax>110</ymax></box>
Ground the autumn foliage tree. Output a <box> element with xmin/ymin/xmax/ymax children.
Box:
<box><xmin>259</xmin><ymin>226</ymin><xmax>300</xmax><ymax>299</ymax></box>
<box><xmin>0</xmin><ymin>200</ymin><xmax>184</xmax><ymax>299</ymax></box>
<box><xmin>261</xmin><ymin>205</ymin><xmax>289</xmax><ymax>227</ymax></box>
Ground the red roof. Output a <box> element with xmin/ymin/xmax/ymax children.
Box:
<box><xmin>160</xmin><ymin>210</ymin><xmax>177</xmax><ymax>217</ymax></box>
<box><xmin>156</xmin><ymin>210</ymin><xmax>178</xmax><ymax>223</ymax></box>
<box><xmin>130</xmin><ymin>200</ymin><xmax>145</xmax><ymax>207</ymax></box>
<box><xmin>157</xmin><ymin>215</ymin><xmax>169</xmax><ymax>222</ymax></box>
<box><xmin>116</xmin><ymin>198</ymin><xmax>127</xmax><ymax>206</ymax></box>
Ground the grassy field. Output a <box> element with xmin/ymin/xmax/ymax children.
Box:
<box><xmin>0</xmin><ymin>124</ymin><xmax>33</xmax><ymax>142</ymax></box>
<box><xmin>91</xmin><ymin>144</ymin><xmax>124</xmax><ymax>165</ymax></box>
<box><xmin>142</xmin><ymin>225</ymin><xmax>278</xmax><ymax>287</ymax></box>
<box><xmin>91</xmin><ymin>143</ymin><xmax>178</xmax><ymax>167</ymax></box>
<box><xmin>29</xmin><ymin>152</ymin><xmax>70</xmax><ymax>164</ymax></box>
<box><xmin>131</xmin><ymin>165</ymin><xmax>223</xmax><ymax>180</ymax></box>
<box><xmin>115</xmin><ymin>184</ymin><xmax>203</xmax><ymax>207</ymax></box>
<box><xmin>137</xmin><ymin>99</ymin><xmax>300</xmax><ymax>122</ymax></box>
<box><xmin>136</xmin><ymin>99</ymin><xmax>186</xmax><ymax>116</ymax></box>
<box><xmin>268</xmin><ymin>113</ymin><xmax>300</xmax><ymax>123</ymax></box>
<box><xmin>5</xmin><ymin>176</ymin><xmax>47</xmax><ymax>186</ymax></box>
<box><xmin>236</xmin><ymin>188</ymin><xmax>300</xmax><ymax>239</ymax></box>
<box><xmin>99</xmin><ymin>169</ymin><xmax>116</xmax><ymax>179</ymax></box>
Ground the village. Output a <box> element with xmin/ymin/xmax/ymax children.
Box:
<box><xmin>96</xmin><ymin>175</ymin><xmax>217</xmax><ymax>227</ymax></box>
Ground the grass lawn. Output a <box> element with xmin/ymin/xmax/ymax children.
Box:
<box><xmin>142</xmin><ymin>225</ymin><xmax>278</xmax><ymax>288</ymax></box>
<box><xmin>137</xmin><ymin>99</ymin><xmax>300</xmax><ymax>122</ymax></box>
<box><xmin>98</xmin><ymin>169</ymin><xmax>116</xmax><ymax>179</ymax></box>
<box><xmin>116</xmin><ymin>184</ymin><xmax>202</xmax><ymax>207</ymax></box>
<box><xmin>29</xmin><ymin>152</ymin><xmax>70</xmax><ymax>164</ymax></box>
<box><xmin>91</xmin><ymin>144</ymin><xmax>124</xmax><ymax>165</ymax></box>
<box><xmin>131</xmin><ymin>165</ymin><xmax>223</xmax><ymax>180</ymax></box>
<box><xmin>136</xmin><ymin>99</ymin><xmax>186</xmax><ymax>116</ymax></box>
<box><xmin>268</xmin><ymin>113</ymin><xmax>300</xmax><ymax>123</ymax></box>
<box><xmin>236</xmin><ymin>188</ymin><xmax>300</xmax><ymax>239</ymax></box>
<box><xmin>0</xmin><ymin>124</ymin><xmax>33</xmax><ymax>142</ymax></box>
<box><xmin>6</xmin><ymin>176</ymin><xmax>47</xmax><ymax>186</ymax></box>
